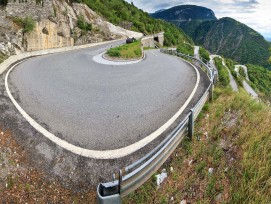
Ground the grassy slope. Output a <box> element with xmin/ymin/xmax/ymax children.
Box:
<box><xmin>124</xmin><ymin>88</ymin><xmax>271</xmax><ymax>203</ymax></box>
<box><xmin>124</xmin><ymin>56</ymin><xmax>271</xmax><ymax>203</ymax></box>
<box><xmin>106</xmin><ymin>40</ymin><xmax>142</xmax><ymax>59</ymax></box>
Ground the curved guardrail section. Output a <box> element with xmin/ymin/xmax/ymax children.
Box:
<box><xmin>97</xmin><ymin>49</ymin><xmax>217</xmax><ymax>203</ymax></box>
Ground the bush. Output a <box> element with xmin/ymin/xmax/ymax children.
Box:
<box><xmin>77</xmin><ymin>15</ymin><xmax>92</xmax><ymax>33</ymax></box>
<box><xmin>13</xmin><ymin>16</ymin><xmax>36</xmax><ymax>33</ymax></box>
<box><xmin>199</xmin><ymin>47</ymin><xmax>210</xmax><ymax>61</ymax></box>
<box><xmin>177</xmin><ymin>43</ymin><xmax>194</xmax><ymax>56</ymax></box>
<box><xmin>214</xmin><ymin>57</ymin><xmax>230</xmax><ymax>87</ymax></box>
<box><xmin>239</xmin><ymin>67</ymin><xmax>246</xmax><ymax>78</ymax></box>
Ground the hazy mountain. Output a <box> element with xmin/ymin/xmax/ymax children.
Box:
<box><xmin>151</xmin><ymin>5</ymin><xmax>217</xmax><ymax>36</ymax></box>
<box><xmin>154</xmin><ymin>9</ymin><xmax>166</xmax><ymax>13</ymax></box>
<box><xmin>151</xmin><ymin>5</ymin><xmax>216</xmax><ymax>21</ymax></box>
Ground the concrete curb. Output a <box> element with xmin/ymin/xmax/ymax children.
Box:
<box><xmin>0</xmin><ymin>39</ymin><xmax>121</xmax><ymax>75</ymax></box>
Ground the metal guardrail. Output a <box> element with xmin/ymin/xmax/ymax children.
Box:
<box><xmin>97</xmin><ymin>49</ymin><xmax>216</xmax><ymax>203</ymax></box>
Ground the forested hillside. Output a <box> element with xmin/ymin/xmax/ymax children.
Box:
<box><xmin>247</xmin><ymin>64</ymin><xmax>271</xmax><ymax>100</ymax></box>
<box><xmin>72</xmin><ymin>0</ymin><xmax>193</xmax><ymax>46</ymax></box>
<box><xmin>194</xmin><ymin>17</ymin><xmax>270</xmax><ymax>68</ymax></box>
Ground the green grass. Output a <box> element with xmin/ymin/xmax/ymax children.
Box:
<box><xmin>176</xmin><ymin>43</ymin><xmax>194</xmax><ymax>56</ymax></box>
<box><xmin>143</xmin><ymin>46</ymin><xmax>156</xmax><ymax>50</ymax></box>
<box><xmin>199</xmin><ymin>46</ymin><xmax>210</xmax><ymax>61</ymax></box>
<box><xmin>106</xmin><ymin>40</ymin><xmax>142</xmax><ymax>59</ymax></box>
<box><xmin>214</xmin><ymin>57</ymin><xmax>230</xmax><ymax>87</ymax></box>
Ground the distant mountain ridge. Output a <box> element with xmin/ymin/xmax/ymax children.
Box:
<box><xmin>151</xmin><ymin>5</ymin><xmax>216</xmax><ymax>38</ymax></box>
<box><xmin>151</xmin><ymin>5</ymin><xmax>270</xmax><ymax>68</ymax></box>
<box><xmin>151</xmin><ymin>5</ymin><xmax>217</xmax><ymax>21</ymax></box>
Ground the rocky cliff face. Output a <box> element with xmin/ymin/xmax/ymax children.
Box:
<box><xmin>0</xmin><ymin>0</ymin><xmax>142</xmax><ymax>58</ymax></box>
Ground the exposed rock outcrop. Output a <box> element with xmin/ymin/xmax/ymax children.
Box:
<box><xmin>0</xmin><ymin>0</ymin><xmax>142</xmax><ymax>57</ymax></box>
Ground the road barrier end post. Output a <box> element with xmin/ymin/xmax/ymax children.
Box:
<box><xmin>97</xmin><ymin>183</ymin><xmax>121</xmax><ymax>204</ymax></box>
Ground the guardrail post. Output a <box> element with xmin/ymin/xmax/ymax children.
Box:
<box><xmin>188</xmin><ymin>109</ymin><xmax>194</xmax><ymax>139</ymax></box>
<box><xmin>209</xmin><ymin>83</ymin><xmax>214</xmax><ymax>101</ymax></box>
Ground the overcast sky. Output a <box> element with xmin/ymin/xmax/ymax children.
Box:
<box><xmin>125</xmin><ymin>0</ymin><xmax>271</xmax><ymax>39</ymax></box>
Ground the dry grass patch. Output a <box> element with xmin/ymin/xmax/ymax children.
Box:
<box><xmin>124</xmin><ymin>88</ymin><xmax>271</xmax><ymax>203</ymax></box>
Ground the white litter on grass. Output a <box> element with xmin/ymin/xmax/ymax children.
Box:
<box><xmin>180</xmin><ymin>200</ymin><xmax>187</xmax><ymax>204</ymax></box>
<box><xmin>156</xmin><ymin>169</ymin><xmax>167</xmax><ymax>187</ymax></box>
<box><xmin>170</xmin><ymin>167</ymin><xmax>174</xmax><ymax>172</ymax></box>
<box><xmin>189</xmin><ymin>160</ymin><xmax>194</xmax><ymax>166</ymax></box>
<box><xmin>208</xmin><ymin>168</ymin><xmax>214</xmax><ymax>175</ymax></box>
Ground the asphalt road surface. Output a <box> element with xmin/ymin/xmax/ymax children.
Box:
<box><xmin>8</xmin><ymin>42</ymin><xmax>198</xmax><ymax>151</ymax></box>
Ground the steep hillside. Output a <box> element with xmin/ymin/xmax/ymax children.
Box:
<box><xmin>246</xmin><ymin>64</ymin><xmax>271</xmax><ymax>100</ymax></box>
<box><xmin>72</xmin><ymin>0</ymin><xmax>193</xmax><ymax>46</ymax></box>
<box><xmin>0</xmin><ymin>0</ymin><xmax>142</xmax><ymax>57</ymax></box>
<box><xmin>194</xmin><ymin>17</ymin><xmax>270</xmax><ymax>68</ymax></box>
<box><xmin>124</xmin><ymin>87</ymin><xmax>271</xmax><ymax>203</ymax></box>
<box><xmin>151</xmin><ymin>5</ymin><xmax>217</xmax><ymax>37</ymax></box>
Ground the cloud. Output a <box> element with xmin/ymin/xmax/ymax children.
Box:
<box><xmin>153</xmin><ymin>3</ymin><xmax>173</xmax><ymax>11</ymax></box>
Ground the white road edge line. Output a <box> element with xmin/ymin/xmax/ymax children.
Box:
<box><xmin>5</xmin><ymin>56</ymin><xmax>200</xmax><ymax>159</ymax></box>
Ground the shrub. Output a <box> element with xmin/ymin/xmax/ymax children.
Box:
<box><xmin>77</xmin><ymin>15</ymin><xmax>92</xmax><ymax>33</ymax></box>
<box><xmin>13</xmin><ymin>16</ymin><xmax>36</xmax><ymax>33</ymax></box>
<box><xmin>177</xmin><ymin>43</ymin><xmax>194</xmax><ymax>56</ymax></box>
<box><xmin>199</xmin><ymin>47</ymin><xmax>210</xmax><ymax>61</ymax></box>
<box><xmin>239</xmin><ymin>67</ymin><xmax>246</xmax><ymax>78</ymax></box>
<box><xmin>214</xmin><ymin>57</ymin><xmax>230</xmax><ymax>87</ymax></box>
